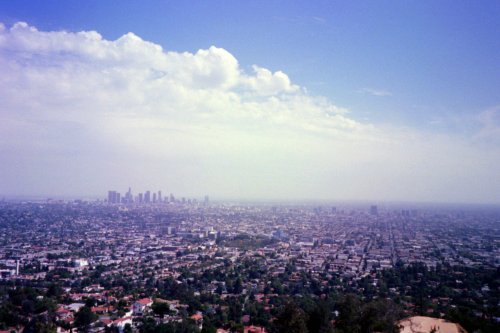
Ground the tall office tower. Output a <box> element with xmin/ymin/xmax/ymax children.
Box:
<box><xmin>153</xmin><ymin>193</ymin><xmax>157</xmax><ymax>203</ymax></box>
<box><xmin>126</xmin><ymin>187</ymin><xmax>133</xmax><ymax>203</ymax></box>
<box><xmin>116</xmin><ymin>192</ymin><xmax>121</xmax><ymax>204</ymax></box>
<box><xmin>138</xmin><ymin>192</ymin><xmax>143</xmax><ymax>203</ymax></box>
<box><xmin>144</xmin><ymin>191</ymin><xmax>151</xmax><ymax>203</ymax></box>
<box><xmin>204</xmin><ymin>195</ymin><xmax>209</xmax><ymax>205</ymax></box>
<box><xmin>370</xmin><ymin>205</ymin><xmax>378</xmax><ymax>215</ymax></box>
<box><xmin>170</xmin><ymin>193</ymin><xmax>175</xmax><ymax>202</ymax></box>
<box><xmin>158</xmin><ymin>191</ymin><xmax>162</xmax><ymax>202</ymax></box>
<box><xmin>107</xmin><ymin>191</ymin><xmax>116</xmax><ymax>204</ymax></box>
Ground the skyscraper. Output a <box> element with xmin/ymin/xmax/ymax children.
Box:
<box><xmin>126</xmin><ymin>187</ymin><xmax>133</xmax><ymax>204</ymax></box>
<box><xmin>107</xmin><ymin>190</ymin><xmax>116</xmax><ymax>204</ymax></box>
<box><xmin>144</xmin><ymin>191</ymin><xmax>151</xmax><ymax>203</ymax></box>
<box><xmin>107</xmin><ymin>190</ymin><xmax>122</xmax><ymax>204</ymax></box>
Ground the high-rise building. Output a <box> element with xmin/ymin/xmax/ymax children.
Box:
<box><xmin>170</xmin><ymin>193</ymin><xmax>175</xmax><ymax>202</ymax></box>
<box><xmin>126</xmin><ymin>187</ymin><xmax>133</xmax><ymax>204</ymax></box>
<box><xmin>138</xmin><ymin>193</ymin><xmax>143</xmax><ymax>203</ymax></box>
<box><xmin>158</xmin><ymin>191</ymin><xmax>162</xmax><ymax>202</ymax></box>
<box><xmin>107</xmin><ymin>190</ymin><xmax>121</xmax><ymax>204</ymax></box>
<box><xmin>144</xmin><ymin>191</ymin><xmax>151</xmax><ymax>203</ymax></box>
<box><xmin>107</xmin><ymin>191</ymin><xmax>116</xmax><ymax>204</ymax></box>
<box><xmin>370</xmin><ymin>205</ymin><xmax>378</xmax><ymax>215</ymax></box>
<box><xmin>153</xmin><ymin>193</ymin><xmax>157</xmax><ymax>203</ymax></box>
<box><xmin>204</xmin><ymin>195</ymin><xmax>209</xmax><ymax>205</ymax></box>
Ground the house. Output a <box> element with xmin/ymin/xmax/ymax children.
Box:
<box><xmin>55</xmin><ymin>306</ymin><xmax>72</xmax><ymax>320</ymax></box>
<box><xmin>133</xmin><ymin>298</ymin><xmax>153</xmax><ymax>315</ymax></box>
<box><xmin>108</xmin><ymin>316</ymin><xmax>132</xmax><ymax>333</ymax></box>
<box><xmin>190</xmin><ymin>312</ymin><xmax>203</xmax><ymax>330</ymax></box>
<box><xmin>244</xmin><ymin>326</ymin><xmax>266</xmax><ymax>333</ymax></box>
<box><xmin>242</xmin><ymin>314</ymin><xmax>250</xmax><ymax>324</ymax></box>
<box><xmin>67</xmin><ymin>303</ymin><xmax>85</xmax><ymax>312</ymax></box>
<box><xmin>91</xmin><ymin>305</ymin><xmax>111</xmax><ymax>314</ymax></box>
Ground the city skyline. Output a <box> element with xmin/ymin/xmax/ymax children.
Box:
<box><xmin>105</xmin><ymin>188</ymin><xmax>209</xmax><ymax>205</ymax></box>
<box><xmin>0</xmin><ymin>1</ymin><xmax>499</xmax><ymax>204</ymax></box>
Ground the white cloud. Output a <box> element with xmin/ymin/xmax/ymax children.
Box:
<box><xmin>241</xmin><ymin>65</ymin><xmax>299</xmax><ymax>96</ymax></box>
<box><xmin>0</xmin><ymin>22</ymin><xmax>498</xmax><ymax>203</ymax></box>
<box><xmin>476</xmin><ymin>105</ymin><xmax>500</xmax><ymax>143</ymax></box>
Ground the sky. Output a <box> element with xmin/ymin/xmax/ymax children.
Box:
<box><xmin>0</xmin><ymin>1</ymin><xmax>499</xmax><ymax>203</ymax></box>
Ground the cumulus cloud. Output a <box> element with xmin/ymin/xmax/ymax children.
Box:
<box><xmin>241</xmin><ymin>65</ymin><xmax>299</xmax><ymax>95</ymax></box>
<box><xmin>0</xmin><ymin>22</ymin><xmax>498</xmax><ymax>203</ymax></box>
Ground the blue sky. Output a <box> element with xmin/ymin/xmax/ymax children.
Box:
<box><xmin>0</xmin><ymin>1</ymin><xmax>499</xmax><ymax>202</ymax></box>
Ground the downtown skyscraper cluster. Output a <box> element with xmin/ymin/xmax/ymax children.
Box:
<box><xmin>107</xmin><ymin>188</ymin><xmax>209</xmax><ymax>205</ymax></box>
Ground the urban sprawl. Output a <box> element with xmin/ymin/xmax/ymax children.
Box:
<box><xmin>0</xmin><ymin>190</ymin><xmax>499</xmax><ymax>333</ymax></box>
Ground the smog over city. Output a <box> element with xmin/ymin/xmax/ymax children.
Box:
<box><xmin>0</xmin><ymin>2</ymin><xmax>499</xmax><ymax>333</ymax></box>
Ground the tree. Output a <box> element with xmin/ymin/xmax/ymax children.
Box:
<box><xmin>274</xmin><ymin>302</ymin><xmax>308</xmax><ymax>333</ymax></box>
<box><xmin>307</xmin><ymin>302</ymin><xmax>334</xmax><ymax>333</ymax></box>
<box><xmin>335</xmin><ymin>294</ymin><xmax>361</xmax><ymax>333</ymax></box>
<box><xmin>123</xmin><ymin>323</ymin><xmax>132</xmax><ymax>333</ymax></box>
<box><xmin>335</xmin><ymin>295</ymin><xmax>401</xmax><ymax>333</ymax></box>
<box><xmin>23</xmin><ymin>317</ymin><xmax>57</xmax><ymax>333</ymax></box>
<box><xmin>46</xmin><ymin>283</ymin><xmax>63</xmax><ymax>298</ymax></box>
<box><xmin>36</xmin><ymin>322</ymin><xmax>57</xmax><ymax>333</ymax></box>
<box><xmin>201</xmin><ymin>323</ymin><xmax>217</xmax><ymax>333</ymax></box>
<box><xmin>85</xmin><ymin>297</ymin><xmax>96</xmax><ymax>307</ymax></box>
<box><xmin>74</xmin><ymin>306</ymin><xmax>97</xmax><ymax>331</ymax></box>
<box><xmin>21</xmin><ymin>300</ymin><xmax>35</xmax><ymax>315</ymax></box>
<box><xmin>152</xmin><ymin>302</ymin><xmax>171</xmax><ymax>319</ymax></box>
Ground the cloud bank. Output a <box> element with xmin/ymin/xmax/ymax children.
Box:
<box><xmin>0</xmin><ymin>22</ymin><xmax>498</xmax><ymax>203</ymax></box>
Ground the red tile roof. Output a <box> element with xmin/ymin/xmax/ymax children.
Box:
<box><xmin>244</xmin><ymin>325</ymin><xmax>266</xmax><ymax>333</ymax></box>
<box><xmin>136</xmin><ymin>298</ymin><xmax>152</xmax><ymax>305</ymax></box>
